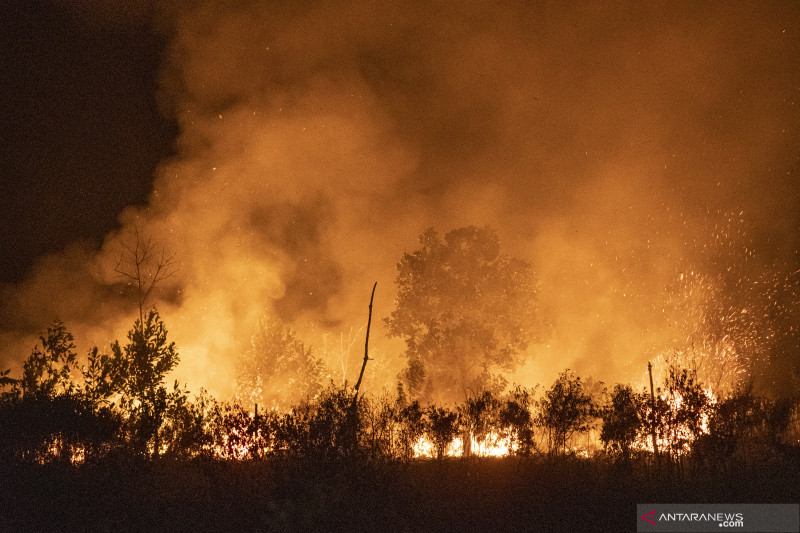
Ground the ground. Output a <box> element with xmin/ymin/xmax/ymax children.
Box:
<box><xmin>2</xmin><ymin>455</ymin><xmax>798</xmax><ymax>532</ymax></box>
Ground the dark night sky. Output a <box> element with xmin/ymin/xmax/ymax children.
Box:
<box><xmin>0</xmin><ymin>1</ymin><xmax>176</xmax><ymax>284</ymax></box>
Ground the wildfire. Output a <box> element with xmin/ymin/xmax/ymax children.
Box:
<box><xmin>635</xmin><ymin>387</ymin><xmax>717</xmax><ymax>456</ymax></box>
<box><xmin>412</xmin><ymin>430</ymin><xmax>516</xmax><ymax>459</ymax></box>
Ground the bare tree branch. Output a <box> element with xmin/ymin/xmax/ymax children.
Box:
<box><xmin>114</xmin><ymin>226</ymin><xmax>179</xmax><ymax>327</ymax></box>
<box><xmin>353</xmin><ymin>282</ymin><xmax>377</xmax><ymax>403</ymax></box>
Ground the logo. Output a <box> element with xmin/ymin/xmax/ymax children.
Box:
<box><xmin>641</xmin><ymin>510</ymin><xmax>657</xmax><ymax>526</ymax></box>
<box><xmin>636</xmin><ymin>504</ymin><xmax>799</xmax><ymax>532</ymax></box>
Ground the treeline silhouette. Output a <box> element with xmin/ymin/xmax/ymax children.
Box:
<box><xmin>2</xmin><ymin>316</ymin><xmax>799</xmax><ymax>471</ymax></box>
<box><xmin>2</xmin><ymin>317</ymin><xmax>800</xmax><ymax>532</ymax></box>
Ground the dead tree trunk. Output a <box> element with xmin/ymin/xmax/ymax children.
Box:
<box><xmin>353</xmin><ymin>282</ymin><xmax>377</xmax><ymax>403</ymax></box>
<box><xmin>648</xmin><ymin>361</ymin><xmax>660</xmax><ymax>467</ymax></box>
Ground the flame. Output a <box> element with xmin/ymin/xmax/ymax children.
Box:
<box><xmin>412</xmin><ymin>430</ymin><xmax>515</xmax><ymax>459</ymax></box>
<box><xmin>634</xmin><ymin>387</ymin><xmax>717</xmax><ymax>456</ymax></box>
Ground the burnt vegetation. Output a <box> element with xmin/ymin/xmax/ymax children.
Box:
<box><xmin>1</xmin><ymin>227</ymin><xmax>799</xmax><ymax>531</ymax></box>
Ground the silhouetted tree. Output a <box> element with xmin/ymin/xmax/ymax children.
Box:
<box><xmin>459</xmin><ymin>390</ymin><xmax>499</xmax><ymax>457</ymax></box>
<box><xmin>397</xmin><ymin>358</ymin><xmax>426</xmax><ymax>399</ymax></box>
<box><xmin>235</xmin><ymin>315</ymin><xmax>326</xmax><ymax>412</ymax></box>
<box><xmin>0</xmin><ymin>392</ymin><xmax>119</xmax><ymax>463</ymax></box>
<box><xmin>763</xmin><ymin>397</ymin><xmax>796</xmax><ymax>450</ymax></box>
<box><xmin>396</xmin><ymin>400</ymin><xmax>426</xmax><ymax>460</ymax></box>
<box><xmin>660</xmin><ymin>365</ymin><xmax>713</xmax><ymax>462</ymax></box>
<box><xmin>425</xmin><ymin>405</ymin><xmax>459</xmax><ymax>459</ymax></box>
<box><xmin>0</xmin><ymin>323</ymin><xmax>122</xmax><ymax>463</ymax></box>
<box><xmin>20</xmin><ymin>320</ymin><xmax>79</xmax><ymax>398</ymax></box>
<box><xmin>272</xmin><ymin>383</ymin><xmax>365</xmax><ymax>462</ymax></box>
<box><xmin>361</xmin><ymin>394</ymin><xmax>397</xmax><ymax>461</ymax></box>
<box><xmin>81</xmin><ymin>345</ymin><xmax>121</xmax><ymax>405</ymax></box>
<box><xmin>697</xmin><ymin>387</ymin><xmax>800</xmax><ymax>467</ymax></box>
<box><xmin>386</xmin><ymin>226</ymin><xmax>539</xmax><ymax>402</ymax></box>
<box><xmin>702</xmin><ymin>385</ymin><xmax>761</xmax><ymax>461</ymax></box>
<box><xmin>308</xmin><ymin>384</ymin><xmax>364</xmax><ymax>462</ymax></box>
<box><xmin>114</xmin><ymin>227</ymin><xmax>178</xmax><ymax>327</ymax></box>
<box><xmin>537</xmin><ymin>370</ymin><xmax>595</xmax><ymax>455</ymax></box>
<box><xmin>114</xmin><ymin>309</ymin><xmax>183</xmax><ymax>458</ymax></box>
<box><xmin>499</xmin><ymin>385</ymin><xmax>536</xmax><ymax>456</ymax></box>
<box><xmin>600</xmin><ymin>384</ymin><xmax>642</xmax><ymax>460</ymax></box>
<box><xmin>0</xmin><ymin>368</ymin><xmax>16</xmax><ymax>401</ymax></box>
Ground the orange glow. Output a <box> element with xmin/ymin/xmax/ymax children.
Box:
<box><xmin>412</xmin><ymin>430</ymin><xmax>516</xmax><ymax>459</ymax></box>
<box><xmin>1</xmin><ymin>1</ymin><xmax>799</xmax><ymax>420</ymax></box>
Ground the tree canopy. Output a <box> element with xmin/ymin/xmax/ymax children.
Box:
<box><xmin>235</xmin><ymin>315</ymin><xmax>326</xmax><ymax>412</ymax></box>
<box><xmin>537</xmin><ymin>370</ymin><xmax>596</xmax><ymax>455</ymax></box>
<box><xmin>386</xmin><ymin>226</ymin><xmax>539</xmax><ymax>402</ymax></box>
<box><xmin>20</xmin><ymin>320</ymin><xmax>79</xmax><ymax>399</ymax></box>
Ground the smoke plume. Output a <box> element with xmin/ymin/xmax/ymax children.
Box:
<box><xmin>2</xmin><ymin>1</ymin><xmax>799</xmax><ymax>399</ymax></box>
